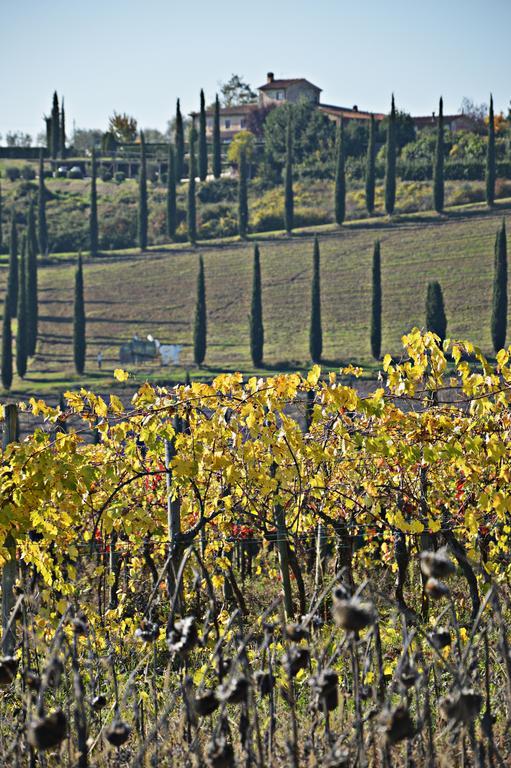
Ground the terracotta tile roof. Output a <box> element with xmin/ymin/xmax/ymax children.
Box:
<box><xmin>258</xmin><ymin>78</ymin><xmax>321</xmax><ymax>92</ymax></box>
<box><xmin>319</xmin><ymin>103</ymin><xmax>385</xmax><ymax>121</ymax></box>
<box><xmin>412</xmin><ymin>114</ymin><xmax>476</xmax><ymax>127</ymax></box>
<box><xmin>190</xmin><ymin>103</ymin><xmax>258</xmax><ymax>118</ymax></box>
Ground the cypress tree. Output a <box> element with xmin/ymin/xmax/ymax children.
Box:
<box><xmin>212</xmin><ymin>95</ymin><xmax>221</xmax><ymax>180</ymax></box>
<box><xmin>138</xmin><ymin>131</ymin><xmax>148</xmax><ymax>251</ymax></box>
<box><xmin>187</xmin><ymin>124</ymin><xmax>197</xmax><ymax>244</ymax></box>
<box><xmin>491</xmin><ymin>220</ymin><xmax>507</xmax><ymax>353</ymax></box>
<box><xmin>486</xmin><ymin>94</ymin><xmax>496</xmax><ymax>207</ymax></box>
<box><xmin>38</xmin><ymin>151</ymin><xmax>48</xmax><ymax>256</ymax></box>
<box><xmin>284</xmin><ymin>113</ymin><xmax>294</xmax><ymax>234</ymax></box>
<box><xmin>198</xmin><ymin>89</ymin><xmax>208</xmax><ymax>182</ymax></box>
<box><xmin>1</xmin><ymin>296</ymin><xmax>12</xmax><ymax>390</ymax></box>
<box><xmin>73</xmin><ymin>254</ymin><xmax>86</xmax><ymax>374</ymax></box>
<box><xmin>51</xmin><ymin>91</ymin><xmax>60</xmax><ymax>159</ymax></box>
<box><xmin>166</xmin><ymin>143</ymin><xmax>177</xmax><ymax>239</ymax></box>
<box><xmin>90</xmin><ymin>147</ymin><xmax>98</xmax><ymax>257</ymax></box>
<box><xmin>175</xmin><ymin>99</ymin><xmax>185</xmax><ymax>181</ymax></box>
<box><xmin>309</xmin><ymin>236</ymin><xmax>322</xmax><ymax>363</ymax></box>
<box><xmin>16</xmin><ymin>238</ymin><xmax>27</xmax><ymax>378</ymax></box>
<box><xmin>60</xmin><ymin>97</ymin><xmax>66</xmax><ymax>158</ymax></box>
<box><xmin>365</xmin><ymin>114</ymin><xmax>376</xmax><ymax>215</ymax></box>
<box><xmin>7</xmin><ymin>213</ymin><xmax>18</xmax><ymax>319</ymax></box>
<box><xmin>384</xmin><ymin>95</ymin><xmax>397</xmax><ymax>216</ymax></box>
<box><xmin>370</xmin><ymin>241</ymin><xmax>382</xmax><ymax>359</ymax></box>
<box><xmin>238</xmin><ymin>147</ymin><xmax>248</xmax><ymax>238</ymax></box>
<box><xmin>26</xmin><ymin>200</ymin><xmax>38</xmax><ymax>356</ymax></box>
<box><xmin>0</xmin><ymin>179</ymin><xmax>3</xmax><ymax>253</ymax></box>
<box><xmin>426</xmin><ymin>281</ymin><xmax>447</xmax><ymax>343</ymax></box>
<box><xmin>193</xmin><ymin>254</ymin><xmax>206</xmax><ymax>366</ymax></box>
<box><xmin>433</xmin><ymin>97</ymin><xmax>445</xmax><ymax>214</ymax></box>
<box><xmin>250</xmin><ymin>244</ymin><xmax>264</xmax><ymax>367</ymax></box>
<box><xmin>334</xmin><ymin>118</ymin><xmax>346</xmax><ymax>226</ymax></box>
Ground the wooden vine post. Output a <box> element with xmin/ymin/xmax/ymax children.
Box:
<box><xmin>271</xmin><ymin>463</ymin><xmax>294</xmax><ymax>620</ymax></box>
<box><xmin>2</xmin><ymin>404</ymin><xmax>19</xmax><ymax>655</ymax></box>
<box><xmin>165</xmin><ymin>415</ymin><xmax>182</xmax><ymax>603</ymax></box>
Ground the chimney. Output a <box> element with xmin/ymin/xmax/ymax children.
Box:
<box><xmin>267</xmin><ymin>72</ymin><xmax>274</xmax><ymax>84</ymax></box>
<box><xmin>352</xmin><ymin>105</ymin><xmax>358</xmax><ymax>112</ymax></box>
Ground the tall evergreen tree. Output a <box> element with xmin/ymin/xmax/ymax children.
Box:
<box><xmin>250</xmin><ymin>244</ymin><xmax>264</xmax><ymax>367</ymax></box>
<box><xmin>38</xmin><ymin>151</ymin><xmax>48</xmax><ymax>256</ymax></box>
<box><xmin>90</xmin><ymin>148</ymin><xmax>99</xmax><ymax>257</ymax></box>
<box><xmin>370</xmin><ymin>241</ymin><xmax>382</xmax><ymax>359</ymax></box>
<box><xmin>193</xmin><ymin>255</ymin><xmax>206</xmax><ymax>366</ymax></box>
<box><xmin>426</xmin><ymin>281</ymin><xmax>447</xmax><ymax>343</ymax></box>
<box><xmin>26</xmin><ymin>200</ymin><xmax>38</xmax><ymax>356</ymax></box>
<box><xmin>1</xmin><ymin>296</ymin><xmax>12</xmax><ymax>390</ymax></box>
<box><xmin>166</xmin><ymin>143</ymin><xmax>177</xmax><ymax>239</ymax></box>
<box><xmin>73</xmin><ymin>254</ymin><xmax>86</xmax><ymax>374</ymax></box>
<box><xmin>309</xmin><ymin>236</ymin><xmax>322</xmax><ymax>363</ymax></box>
<box><xmin>433</xmin><ymin>97</ymin><xmax>445</xmax><ymax>214</ymax></box>
<box><xmin>7</xmin><ymin>213</ymin><xmax>18</xmax><ymax>319</ymax></box>
<box><xmin>486</xmin><ymin>94</ymin><xmax>496</xmax><ymax>207</ymax></box>
<box><xmin>212</xmin><ymin>95</ymin><xmax>222</xmax><ymax>180</ymax></box>
<box><xmin>198</xmin><ymin>89</ymin><xmax>208</xmax><ymax>182</ymax></box>
<box><xmin>138</xmin><ymin>132</ymin><xmax>148</xmax><ymax>250</ymax></box>
<box><xmin>491</xmin><ymin>220</ymin><xmax>507</xmax><ymax>353</ymax></box>
<box><xmin>334</xmin><ymin>118</ymin><xmax>346</xmax><ymax>226</ymax></box>
<box><xmin>0</xmin><ymin>179</ymin><xmax>3</xmax><ymax>253</ymax></box>
<box><xmin>365</xmin><ymin>114</ymin><xmax>376</xmax><ymax>215</ymax></box>
<box><xmin>16</xmin><ymin>238</ymin><xmax>27</xmax><ymax>379</ymax></box>
<box><xmin>284</xmin><ymin>113</ymin><xmax>294</xmax><ymax>234</ymax></box>
<box><xmin>238</xmin><ymin>148</ymin><xmax>248</xmax><ymax>238</ymax></box>
<box><xmin>187</xmin><ymin>124</ymin><xmax>197</xmax><ymax>244</ymax></box>
<box><xmin>51</xmin><ymin>91</ymin><xmax>60</xmax><ymax>159</ymax></box>
<box><xmin>384</xmin><ymin>95</ymin><xmax>397</xmax><ymax>216</ymax></box>
<box><xmin>175</xmin><ymin>99</ymin><xmax>185</xmax><ymax>182</ymax></box>
<box><xmin>60</xmin><ymin>97</ymin><xmax>66</xmax><ymax>158</ymax></box>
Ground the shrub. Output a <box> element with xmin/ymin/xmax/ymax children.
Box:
<box><xmin>199</xmin><ymin>202</ymin><xmax>238</xmax><ymax>238</ymax></box>
<box><xmin>252</xmin><ymin>209</ymin><xmax>284</xmax><ymax>232</ymax></box>
<box><xmin>197</xmin><ymin>178</ymin><xmax>238</xmax><ymax>204</ymax></box>
<box><xmin>5</xmin><ymin>167</ymin><xmax>20</xmax><ymax>182</ymax></box>
<box><xmin>20</xmin><ymin>165</ymin><xmax>36</xmax><ymax>181</ymax></box>
<box><xmin>448</xmin><ymin>182</ymin><xmax>485</xmax><ymax>206</ymax></box>
<box><xmin>495</xmin><ymin>178</ymin><xmax>511</xmax><ymax>199</ymax></box>
<box><xmin>114</xmin><ymin>171</ymin><xmax>126</xmax><ymax>184</ymax></box>
<box><xmin>68</xmin><ymin>166</ymin><xmax>84</xmax><ymax>179</ymax></box>
<box><xmin>14</xmin><ymin>181</ymin><xmax>38</xmax><ymax>200</ymax></box>
<box><xmin>100</xmin><ymin>206</ymin><xmax>137</xmax><ymax>249</ymax></box>
<box><xmin>294</xmin><ymin>207</ymin><xmax>331</xmax><ymax>228</ymax></box>
<box><xmin>100</xmin><ymin>169</ymin><xmax>113</xmax><ymax>182</ymax></box>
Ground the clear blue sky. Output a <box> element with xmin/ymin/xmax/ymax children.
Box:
<box><xmin>2</xmin><ymin>0</ymin><xmax>510</xmax><ymax>139</ymax></box>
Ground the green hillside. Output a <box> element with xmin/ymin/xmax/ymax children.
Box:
<box><xmin>1</xmin><ymin>202</ymin><xmax>510</xmax><ymax>394</ymax></box>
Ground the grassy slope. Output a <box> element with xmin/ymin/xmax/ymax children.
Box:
<box><xmin>0</xmin><ymin>201</ymin><xmax>509</xmax><ymax>395</ymax></box>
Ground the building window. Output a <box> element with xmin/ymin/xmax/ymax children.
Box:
<box><xmin>225</xmin><ymin>119</ymin><xmax>231</xmax><ymax>129</ymax></box>
<box><xmin>276</xmin><ymin>90</ymin><xmax>285</xmax><ymax>101</ymax></box>
<box><xmin>240</xmin><ymin>118</ymin><xmax>246</xmax><ymax>128</ymax></box>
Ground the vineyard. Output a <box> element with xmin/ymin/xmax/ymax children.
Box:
<box><xmin>1</xmin><ymin>330</ymin><xmax>511</xmax><ymax>765</ymax></box>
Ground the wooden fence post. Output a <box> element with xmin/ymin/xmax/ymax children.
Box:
<box><xmin>2</xmin><ymin>403</ymin><xmax>19</xmax><ymax>655</ymax></box>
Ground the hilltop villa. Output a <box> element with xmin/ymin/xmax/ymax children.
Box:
<box><xmin>194</xmin><ymin>72</ymin><xmax>385</xmax><ymax>141</ymax></box>
<box><xmin>192</xmin><ymin>72</ymin><xmax>478</xmax><ymax>142</ymax></box>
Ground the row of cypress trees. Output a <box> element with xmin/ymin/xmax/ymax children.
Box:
<box><xmin>2</xmin><ymin>203</ymin><xmax>40</xmax><ymax>389</ymax></box>
<box><xmin>191</xmin><ymin>221</ymin><xmax>508</xmax><ymax>369</ymax></box>
<box><xmin>83</xmin><ymin>93</ymin><xmax>498</xmax><ymax>253</ymax></box>
<box><xmin>2</xmin><ymin>225</ymin><xmax>506</xmax><ymax>388</ymax></box>
<box><xmin>1</xmin><ymin>247</ymin><xmax>85</xmax><ymax>390</ymax></box>
<box><xmin>173</xmin><ymin>95</ymin><xmax>223</xmax><ymax>184</ymax></box>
